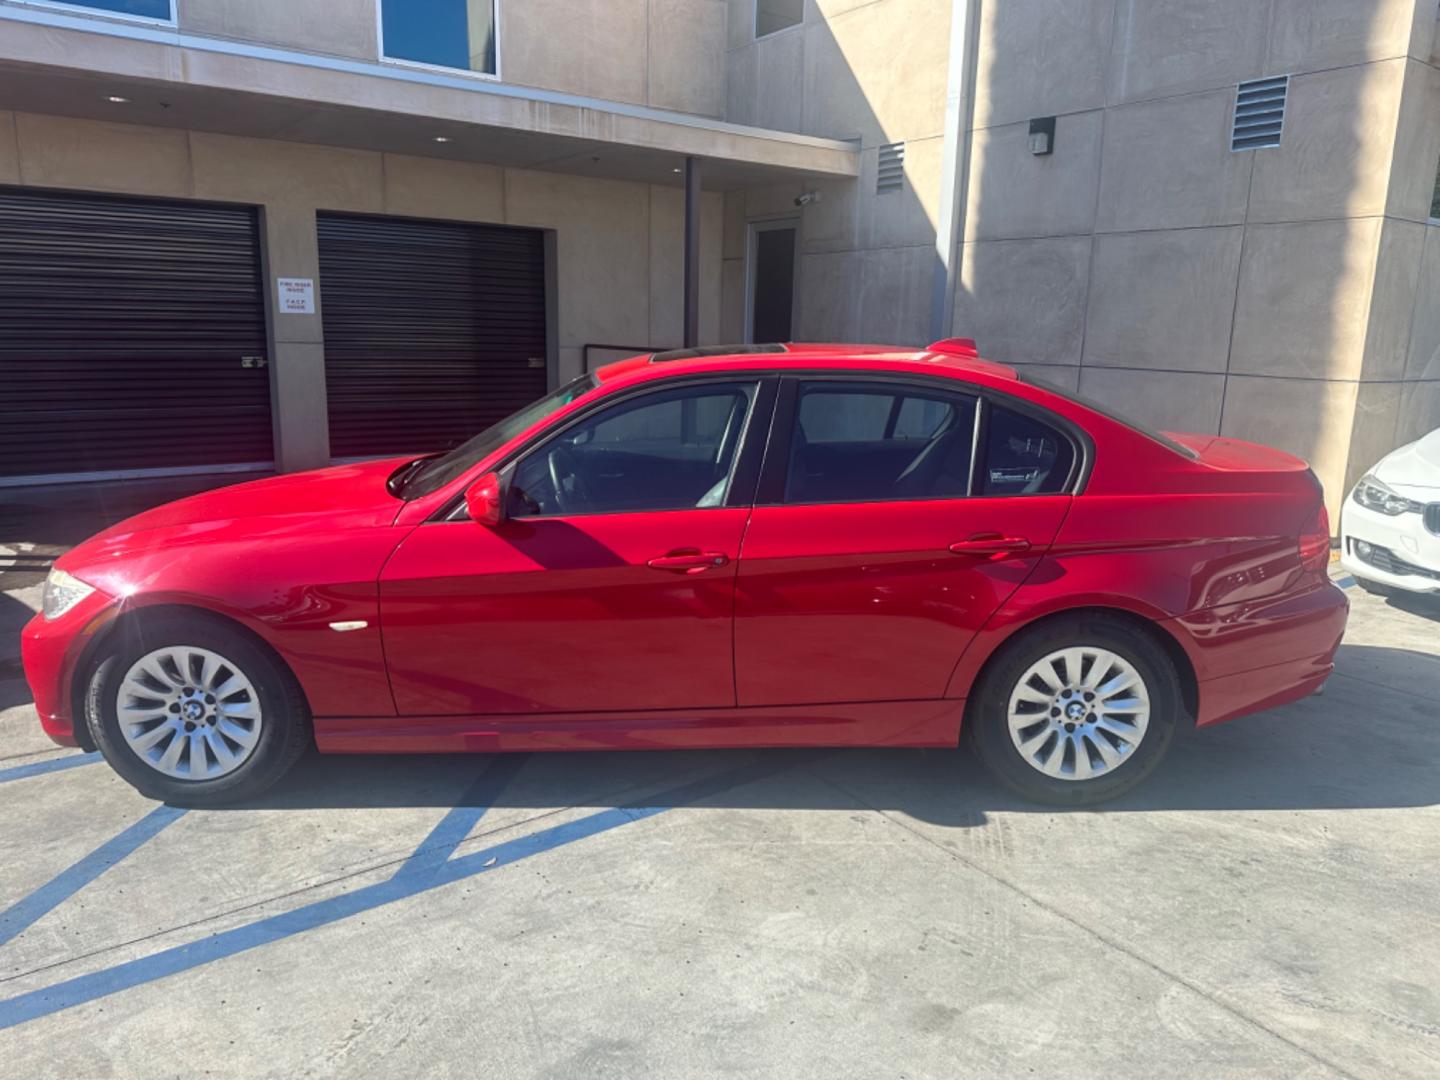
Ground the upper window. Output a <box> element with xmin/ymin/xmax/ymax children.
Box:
<box><xmin>755</xmin><ymin>0</ymin><xmax>803</xmax><ymax>37</ymax></box>
<box><xmin>785</xmin><ymin>383</ymin><xmax>978</xmax><ymax>504</ymax></box>
<box><xmin>380</xmin><ymin>0</ymin><xmax>497</xmax><ymax>77</ymax></box>
<box><xmin>980</xmin><ymin>404</ymin><xmax>1075</xmax><ymax>496</ymax></box>
<box><xmin>509</xmin><ymin>382</ymin><xmax>758</xmax><ymax>517</ymax></box>
<box><xmin>29</xmin><ymin>0</ymin><xmax>171</xmax><ymax>19</ymax></box>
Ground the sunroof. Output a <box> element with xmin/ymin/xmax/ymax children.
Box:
<box><xmin>650</xmin><ymin>344</ymin><xmax>788</xmax><ymax>362</ymax></box>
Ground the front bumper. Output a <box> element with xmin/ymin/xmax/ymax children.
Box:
<box><xmin>1339</xmin><ymin>498</ymin><xmax>1440</xmax><ymax>594</ymax></box>
<box><xmin>20</xmin><ymin>589</ymin><xmax>116</xmax><ymax>747</ymax></box>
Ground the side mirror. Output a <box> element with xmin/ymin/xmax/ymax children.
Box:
<box><xmin>464</xmin><ymin>471</ymin><xmax>505</xmax><ymax>527</ymax></box>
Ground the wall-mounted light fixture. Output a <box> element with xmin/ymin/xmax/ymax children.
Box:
<box><xmin>1028</xmin><ymin>116</ymin><xmax>1056</xmax><ymax>156</ymax></box>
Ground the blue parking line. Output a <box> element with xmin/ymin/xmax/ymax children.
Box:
<box><xmin>0</xmin><ymin>805</ymin><xmax>186</xmax><ymax>949</ymax></box>
<box><xmin>391</xmin><ymin>754</ymin><xmax>530</xmax><ymax>881</ymax></box>
<box><xmin>0</xmin><ymin>753</ymin><xmax>804</xmax><ymax>1031</ymax></box>
<box><xmin>0</xmin><ymin>752</ymin><xmax>101</xmax><ymax>785</ymax></box>
<box><xmin>1334</xmin><ymin>574</ymin><xmax>1356</xmax><ymax>590</ymax></box>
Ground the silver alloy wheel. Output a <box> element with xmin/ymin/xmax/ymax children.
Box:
<box><xmin>1006</xmin><ymin>646</ymin><xmax>1151</xmax><ymax>781</ymax></box>
<box><xmin>116</xmin><ymin>646</ymin><xmax>263</xmax><ymax>781</ymax></box>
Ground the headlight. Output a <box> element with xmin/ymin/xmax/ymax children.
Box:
<box><xmin>1351</xmin><ymin>474</ymin><xmax>1421</xmax><ymax>517</ymax></box>
<box><xmin>42</xmin><ymin>567</ymin><xmax>96</xmax><ymax>621</ymax></box>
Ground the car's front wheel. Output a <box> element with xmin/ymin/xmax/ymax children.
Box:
<box><xmin>967</xmin><ymin>616</ymin><xmax>1181</xmax><ymax>806</ymax></box>
<box><xmin>85</xmin><ymin>615</ymin><xmax>310</xmax><ymax>806</ymax></box>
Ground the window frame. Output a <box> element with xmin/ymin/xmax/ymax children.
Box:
<box><xmin>375</xmin><ymin>0</ymin><xmax>502</xmax><ymax>83</ymax></box>
<box><xmin>7</xmin><ymin>0</ymin><xmax>174</xmax><ymax>27</ymax></box>
<box><xmin>755</xmin><ymin>373</ymin><xmax>1089</xmax><ymax>507</ymax></box>
<box><xmin>438</xmin><ymin>374</ymin><xmax>779</xmax><ymax>522</ymax></box>
<box><xmin>753</xmin><ymin>0</ymin><xmax>804</xmax><ymax>40</ymax></box>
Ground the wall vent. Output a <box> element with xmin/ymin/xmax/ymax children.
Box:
<box><xmin>877</xmin><ymin>142</ymin><xmax>905</xmax><ymax>193</ymax></box>
<box><xmin>1232</xmin><ymin>76</ymin><xmax>1288</xmax><ymax>150</ymax></box>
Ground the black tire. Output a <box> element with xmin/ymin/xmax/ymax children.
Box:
<box><xmin>966</xmin><ymin>615</ymin><xmax>1181</xmax><ymax>807</ymax></box>
<box><xmin>84</xmin><ymin>614</ymin><xmax>311</xmax><ymax>806</ymax></box>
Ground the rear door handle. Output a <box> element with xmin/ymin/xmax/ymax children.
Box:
<box><xmin>646</xmin><ymin>550</ymin><xmax>730</xmax><ymax>573</ymax></box>
<box><xmin>948</xmin><ymin>534</ymin><xmax>1032</xmax><ymax>556</ymax></box>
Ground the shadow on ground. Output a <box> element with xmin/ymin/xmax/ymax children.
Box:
<box><xmin>195</xmin><ymin>642</ymin><xmax>1439</xmax><ymax>823</ymax></box>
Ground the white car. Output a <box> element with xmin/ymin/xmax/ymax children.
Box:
<box><xmin>1340</xmin><ymin>428</ymin><xmax>1440</xmax><ymax>596</ymax></box>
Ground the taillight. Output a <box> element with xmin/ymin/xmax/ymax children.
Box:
<box><xmin>1298</xmin><ymin>502</ymin><xmax>1330</xmax><ymax>573</ymax></box>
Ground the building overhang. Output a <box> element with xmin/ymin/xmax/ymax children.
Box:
<box><xmin>0</xmin><ymin>4</ymin><xmax>859</xmax><ymax>190</ymax></box>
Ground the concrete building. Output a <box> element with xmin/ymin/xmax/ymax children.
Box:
<box><xmin>1</xmin><ymin>0</ymin><xmax>1438</xmax><ymax>524</ymax></box>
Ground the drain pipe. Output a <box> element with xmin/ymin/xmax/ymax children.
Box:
<box><xmin>929</xmin><ymin>0</ymin><xmax>980</xmax><ymax>341</ymax></box>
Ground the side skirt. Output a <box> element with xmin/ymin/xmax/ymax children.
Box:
<box><xmin>314</xmin><ymin>699</ymin><xmax>964</xmax><ymax>754</ymax></box>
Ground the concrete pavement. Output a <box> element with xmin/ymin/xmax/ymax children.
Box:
<box><xmin>1</xmin><ymin>533</ymin><xmax>1437</xmax><ymax>1077</ymax></box>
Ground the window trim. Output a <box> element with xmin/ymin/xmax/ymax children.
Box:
<box><xmin>436</xmin><ymin>374</ymin><xmax>779</xmax><ymax>522</ymax></box>
<box><xmin>753</xmin><ymin>0</ymin><xmax>804</xmax><ymax>40</ymax></box>
<box><xmin>755</xmin><ymin>373</ymin><xmax>1090</xmax><ymax>508</ymax></box>
<box><xmin>6</xmin><ymin>0</ymin><xmax>174</xmax><ymax>28</ymax></box>
<box><xmin>375</xmin><ymin>0</ymin><xmax>502</xmax><ymax>83</ymax></box>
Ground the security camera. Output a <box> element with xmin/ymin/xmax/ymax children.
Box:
<box><xmin>794</xmin><ymin>190</ymin><xmax>821</xmax><ymax>207</ymax></box>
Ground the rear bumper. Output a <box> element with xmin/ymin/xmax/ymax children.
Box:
<box><xmin>1172</xmin><ymin>579</ymin><xmax>1348</xmax><ymax>727</ymax></box>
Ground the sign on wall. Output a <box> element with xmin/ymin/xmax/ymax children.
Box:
<box><xmin>276</xmin><ymin>277</ymin><xmax>315</xmax><ymax>314</ymax></box>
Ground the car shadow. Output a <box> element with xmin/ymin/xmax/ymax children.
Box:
<box><xmin>226</xmin><ymin>642</ymin><xmax>1440</xmax><ymax>824</ymax></box>
<box><xmin>1380</xmin><ymin>591</ymin><xmax>1440</xmax><ymax>623</ymax></box>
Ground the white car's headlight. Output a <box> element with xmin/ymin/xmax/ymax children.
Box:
<box><xmin>1351</xmin><ymin>474</ymin><xmax>1422</xmax><ymax>517</ymax></box>
<box><xmin>42</xmin><ymin>567</ymin><xmax>96</xmax><ymax>621</ymax></box>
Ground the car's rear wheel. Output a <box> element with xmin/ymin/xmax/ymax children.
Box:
<box><xmin>967</xmin><ymin>615</ymin><xmax>1181</xmax><ymax>806</ymax></box>
<box><xmin>85</xmin><ymin>615</ymin><xmax>310</xmax><ymax>806</ymax></box>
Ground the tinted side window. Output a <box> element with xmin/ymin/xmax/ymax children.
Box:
<box><xmin>510</xmin><ymin>382</ymin><xmax>757</xmax><ymax>516</ymax></box>
<box><xmin>981</xmin><ymin>404</ymin><xmax>1075</xmax><ymax>495</ymax></box>
<box><xmin>785</xmin><ymin>383</ymin><xmax>977</xmax><ymax>504</ymax></box>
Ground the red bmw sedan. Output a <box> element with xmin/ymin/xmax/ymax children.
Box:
<box><xmin>23</xmin><ymin>341</ymin><xmax>1347</xmax><ymax>807</ymax></box>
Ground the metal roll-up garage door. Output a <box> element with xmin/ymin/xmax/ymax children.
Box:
<box><xmin>0</xmin><ymin>187</ymin><xmax>272</xmax><ymax>484</ymax></box>
<box><xmin>316</xmin><ymin>212</ymin><xmax>548</xmax><ymax>458</ymax></box>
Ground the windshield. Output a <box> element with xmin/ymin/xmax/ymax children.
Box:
<box><xmin>398</xmin><ymin>374</ymin><xmax>599</xmax><ymax>499</ymax></box>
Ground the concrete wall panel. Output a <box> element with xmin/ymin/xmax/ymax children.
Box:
<box><xmin>381</xmin><ymin>155</ymin><xmax>505</xmax><ymax>223</ymax></box>
<box><xmin>972</xmin><ymin>0</ymin><xmax>1112</xmax><ymax>129</ymax></box>
<box><xmin>802</xmin><ymin>0</ymin><xmax>949</xmax><ymax>144</ymax></box>
<box><xmin>1107</xmin><ymin>0</ymin><xmax>1267</xmax><ymax>105</ymax></box>
<box><xmin>1083</xmin><ymin>227</ymin><xmax>1243</xmax><ymax>373</ymax></box>
<box><xmin>952</xmin><ymin>236</ymin><xmax>1091</xmax><ymax>367</ymax></box>
<box><xmin>504</xmin><ymin>169</ymin><xmax>651</xmax><ymax>351</ymax></box>
<box><xmin>1406</xmin><ymin>227</ymin><xmax>1440</xmax><ymax>382</ymax></box>
<box><xmin>1095</xmin><ymin>91</ymin><xmax>1251</xmax><ymax>233</ymax></box>
<box><xmin>502</xmin><ymin>0</ymin><xmax>649</xmax><ymax>106</ymax></box>
<box><xmin>1363</xmin><ymin>218</ymin><xmax>1425</xmax><ymax>383</ymax></box>
<box><xmin>1267</xmin><ymin>0</ymin><xmax>1424</xmax><ymax>75</ymax></box>
<box><xmin>964</xmin><ymin>111</ymin><xmax>1103</xmax><ymax>241</ymax></box>
<box><xmin>1078</xmin><ymin>367</ymin><xmax>1225</xmax><ymax>435</ymax></box>
<box><xmin>1346</xmin><ymin>381</ymin><xmax>1403</xmax><ymax>491</ymax></box>
<box><xmin>180</xmin><ymin>0</ymin><xmax>377</xmax><ymax>61</ymax></box>
<box><xmin>728</xmin><ymin>25</ymin><xmax>805</xmax><ymax>131</ymax></box>
<box><xmin>649</xmin><ymin>0</ymin><xmax>728</xmax><ymax>117</ymax></box>
<box><xmin>15</xmin><ymin>114</ymin><xmax>191</xmax><ymax>198</ymax></box>
<box><xmin>1387</xmin><ymin>59</ymin><xmax>1440</xmax><ymax>223</ymax></box>
<box><xmin>798</xmin><ymin>245</ymin><xmax>931</xmax><ymax>345</ymax></box>
<box><xmin>1248</xmin><ymin>61</ymin><xmax>1405</xmax><ymax>224</ymax></box>
<box><xmin>1397</xmin><ymin>380</ymin><xmax>1440</xmax><ymax>445</ymax></box>
<box><xmin>0</xmin><ymin>111</ymin><xmax>18</xmax><ymax>184</ymax></box>
<box><xmin>191</xmin><ymin>134</ymin><xmax>384</xmax><ymax>210</ymax></box>
<box><xmin>1230</xmin><ymin>219</ymin><xmax>1382</xmax><ymax>382</ymax></box>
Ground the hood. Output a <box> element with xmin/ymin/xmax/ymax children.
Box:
<box><xmin>84</xmin><ymin>458</ymin><xmax>409</xmax><ymax>546</ymax></box>
<box><xmin>1371</xmin><ymin>429</ymin><xmax>1440</xmax><ymax>491</ymax></box>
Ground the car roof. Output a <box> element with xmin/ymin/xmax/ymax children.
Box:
<box><xmin>592</xmin><ymin>340</ymin><xmax>1020</xmax><ymax>387</ymax></box>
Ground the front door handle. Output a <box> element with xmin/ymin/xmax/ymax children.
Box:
<box><xmin>948</xmin><ymin>534</ymin><xmax>1032</xmax><ymax>556</ymax></box>
<box><xmin>646</xmin><ymin>550</ymin><xmax>730</xmax><ymax>574</ymax></box>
